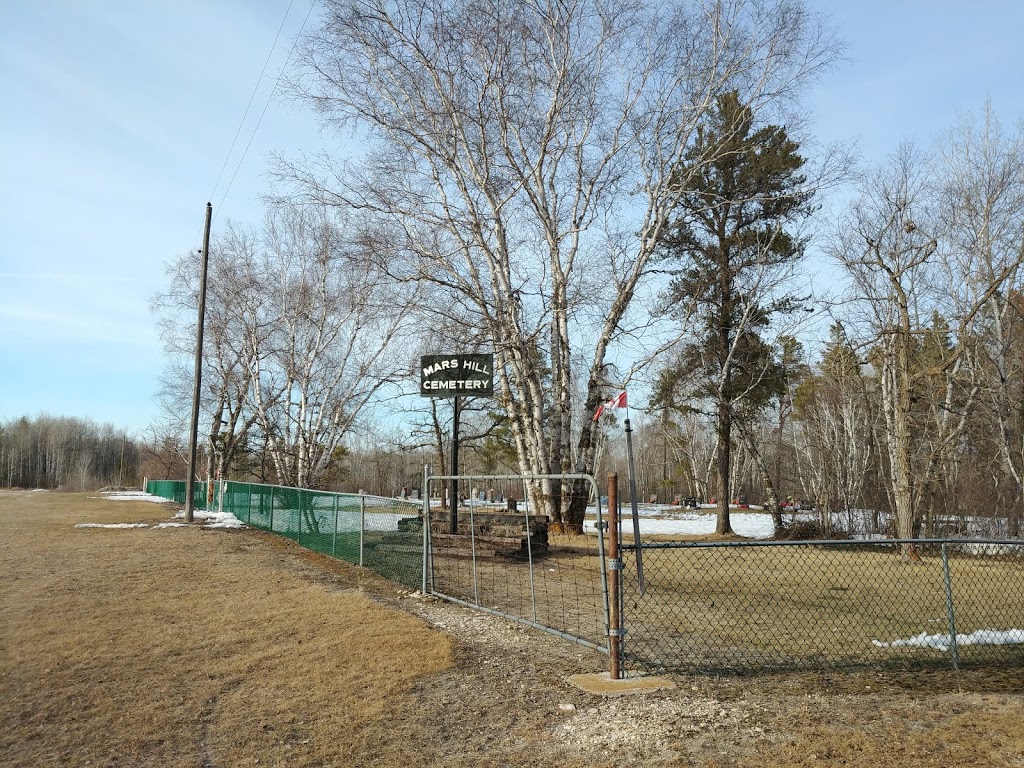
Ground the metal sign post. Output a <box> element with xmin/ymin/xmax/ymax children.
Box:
<box><xmin>624</xmin><ymin>418</ymin><xmax>646</xmax><ymax>594</ymax></box>
<box><xmin>450</xmin><ymin>397</ymin><xmax>460</xmax><ymax>534</ymax></box>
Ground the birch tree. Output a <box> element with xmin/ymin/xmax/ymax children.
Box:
<box><xmin>153</xmin><ymin>222</ymin><xmax>266</xmax><ymax>484</ymax></box>
<box><xmin>939</xmin><ymin>106</ymin><xmax>1024</xmax><ymax>537</ymax></box>
<box><xmin>831</xmin><ymin>134</ymin><xmax>1022</xmax><ymax>550</ymax></box>
<box><xmin>792</xmin><ymin>323</ymin><xmax>878</xmax><ymax>535</ymax></box>
<box><xmin>251</xmin><ymin>204</ymin><xmax>418</xmax><ymax>488</ymax></box>
<box><xmin>281</xmin><ymin>0</ymin><xmax>840</xmax><ymax>530</ymax></box>
<box><xmin>831</xmin><ymin>145</ymin><xmax>941</xmax><ymax>550</ymax></box>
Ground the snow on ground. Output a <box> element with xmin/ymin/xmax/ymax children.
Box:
<box><xmin>171</xmin><ymin>510</ymin><xmax>245</xmax><ymax>529</ymax></box>
<box><xmin>581</xmin><ymin>504</ymin><xmax>777</xmax><ymax>539</ymax></box>
<box><xmin>95</xmin><ymin>490</ymin><xmax>176</xmax><ymax>503</ymax></box>
<box><xmin>872</xmin><ymin>628</ymin><xmax>1024</xmax><ymax>651</ymax></box>
<box><xmin>75</xmin><ymin>492</ymin><xmax>246</xmax><ymax>530</ymax></box>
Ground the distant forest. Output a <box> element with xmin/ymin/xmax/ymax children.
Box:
<box><xmin>0</xmin><ymin>415</ymin><xmax>140</xmax><ymax>491</ymax></box>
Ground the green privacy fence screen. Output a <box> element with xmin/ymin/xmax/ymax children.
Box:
<box><xmin>146</xmin><ymin>479</ymin><xmax>205</xmax><ymax>509</ymax></box>
<box><xmin>146</xmin><ymin>480</ymin><xmax>424</xmax><ymax>589</ymax></box>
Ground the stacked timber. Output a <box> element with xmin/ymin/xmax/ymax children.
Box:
<box><xmin>428</xmin><ymin>508</ymin><xmax>548</xmax><ymax>559</ymax></box>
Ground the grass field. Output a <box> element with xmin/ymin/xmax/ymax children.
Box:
<box><xmin>0</xmin><ymin>490</ymin><xmax>452</xmax><ymax>767</ymax></box>
<box><xmin>3</xmin><ymin>490</ymin><xmax>1023</xmax><ymax>767</ymax></box>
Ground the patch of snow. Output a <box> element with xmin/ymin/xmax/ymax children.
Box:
<box><xmin>952</xmin><ymin>542</ymin><xmax>1024</xmax><ymax>556</ymax></box>
<box><xmin>172</xmin><ymin>510</ymin><xmax>246</xmax><ymax>528</ymax></box>
<box><xmin>74</xmin><ymin>523</ymin><xmax>149</xmax><ymax>529</ymax></box>
<box><xmin>96</xmin><ymin>491</ymin><xmax>174</xmax><ymax>503</ymax></box>
<box><xmin>582</xmin><ymin>510</ymin><xmax>776</xmax><ymax>539</ymax></box>
<box><xmin>154</xmin><ymin>522</ymin><xmax>191</xmax><ymax>528</ymax></box>
<box><xmin>872</xmin><ymin>628</ymin><xmax>1024</xmax><ymax>651</ymax></box>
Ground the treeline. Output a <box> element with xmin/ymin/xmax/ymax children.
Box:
<box><xmin>616</xmin><ymin>313</ymin><xmax>1024</xmax><ymax>540</ymax></box>
<box><xmin>0</xmin><ymin>415</ymin><xmax>140</xmax><ymax>491</ymax></box>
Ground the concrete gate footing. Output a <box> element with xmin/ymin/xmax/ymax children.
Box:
<box><xmin>567</xmin><ymin>672</ymin><xmax>676</xmax><ymax>697</ymax></box>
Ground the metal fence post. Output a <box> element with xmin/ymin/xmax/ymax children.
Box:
<box><xmin>422</xmin><ymin>464</ymin><xmax>431</xmax><ymax>595</ymax></box>
<box><xmin>269</xmin><ymin>487</ymin><xmax>275</xmax><ymax>533</ymax></box>
<box><xmin>469</xmin><ymin>482</ymin><xmax>479</xmax><ymax>605</ymax></box>
<box><xmin>332</xmin><ymin>494</ymin><xmax>340</xmax><ymax>557</ymax></box>
<box><xmin>941</xmin><ymin>542</ymin><xmax>960</xmax><ymax>670</ymax></box>
<box><xmin>359</xmin><ymin>494</ymin><xmax>366</xmax><ymax>567</ymax></box>
<box><xmin>524</xmin><ymin>491</ymin><xmax>538</xmax><ymax>623</ymax></box>
<box><xmin>593</xmin><ymin>481</ymin><xmax>610</xmax><ymax>644</ymax></box>
<box><xmin>607</xmin><ymin>473</ymin><xmax>623</xmax><ymax>680</ymax></box>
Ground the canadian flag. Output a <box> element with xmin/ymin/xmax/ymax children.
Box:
<box><xmin>593</xmin><ymin>391</ymin><xmax>627</xmax><ymax>421</ymax></box>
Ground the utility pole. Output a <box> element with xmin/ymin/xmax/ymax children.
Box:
<box><xmin>184</xmin><ymin>202</ymin><xmax>213</xmax><ymax>523</ymax></box>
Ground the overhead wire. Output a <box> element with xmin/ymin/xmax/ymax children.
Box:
<box><xmin>191</xmin><ymin>0</ymin><xmax>316</xmax><ymax>249</ymax></box>
<box><xmin>207</xmin><ymin>0</ymin><xmax>297</xmax><ymax>207</ymax></box>
<box><xmin>214</xmin><ymin>0</ymin><xmax>318</xmax><ymax>222</ymax></box>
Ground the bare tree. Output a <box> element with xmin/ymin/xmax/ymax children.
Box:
<box><xmin>0</xmin><ymin>415</ymin><xmax>140</xmax><ymax>490</ymax></box>
<box><xmin>152</xmin><ymin>222</ymin><xmax>266</xmax><ymax>487</ymax></box>
<box><xmin>249</xmin><ymin>204</ymin><xmax>419</xmax><ymax>488</ymax></box>
<box><xmin>153</xmin><ymin>203</ymin><xmax>416</xmax><ymax>491</ymax></box>
<box><xmin>280</xmin><ymin>0</ymin><xmax>841</xmax><ymax>530</ymax></box>
<box><xmin>831</xmin><ymin>145</ymin><xmax>944</xmax><ymax>552</ymax></box>
<box><xmin>938</xmin><ymin>105</ymin><xmax>1024</xmax><ymax>536</ymax></box>
<box><xmin>831</xmin><ymin>135</ymin><xmax>1022</xmax><ymax>551</ymax></box>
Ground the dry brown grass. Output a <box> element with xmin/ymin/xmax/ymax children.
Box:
<box><xmin>3</xmin><ymin>490</ymin><xmax>1023</xmax><ymax>768</ymax></box>
<box><xmin>0</xmin><ymin>490</ymin><xmax>452</xmax><ymax>767</ymax></box>
<box><xmin>717</xmin><ymin>689</ymin><xmax>1024</xmax><ymax>768</ymax></box>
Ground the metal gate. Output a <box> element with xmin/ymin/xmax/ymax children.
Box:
<box><xmin>423</xmin><ymin>470</ymin><xmax>610</xmax><ymax>653</ymax></box>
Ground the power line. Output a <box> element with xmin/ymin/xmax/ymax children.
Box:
<box><xmin>191</xmin><ymin>0</ymin><xmax>313</xmax><ymax>250</ymax></box>
<box><xmin>207</xmin><ymin>0</ymin><xmax>297</xmax><ymax>205</ymax></box>
<box><xmin>214</xmin><ymin>0</ymin><xmax>317</xmax><ymax>220</ymax></box>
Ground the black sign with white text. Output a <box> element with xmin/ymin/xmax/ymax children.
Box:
<box><xmin>420</xmin><ymin>354</ymin><xmax>494</xmax><ymax>397</ymax></box>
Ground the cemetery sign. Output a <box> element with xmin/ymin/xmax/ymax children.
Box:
<box><xmin>420</xmin><ymin>353</ymin><xmax>494</xmax><ymax>397</ymax></box>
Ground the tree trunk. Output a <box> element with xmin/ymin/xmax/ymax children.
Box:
<box><xmin>715</xmin><ymin>401</ymin><xmax>733</xmax><ymax>535</ymax></box>
<box><xmin>738</xmin><ymin>422</ymin><xmax>783</xmax><ymax>536</ymax></box>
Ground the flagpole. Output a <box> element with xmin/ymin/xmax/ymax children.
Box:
<box><xmin>623</xmin><ymin>409</ymin><xmax>646</xmax><ymax>594</ymax></box>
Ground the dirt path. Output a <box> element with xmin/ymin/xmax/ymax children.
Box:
<box><xmin>2</xmin><ymin>490</ymin><xmax>1021</xmax><ymax>767</ymax></box>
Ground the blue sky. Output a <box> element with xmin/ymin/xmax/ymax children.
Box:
<box><xmin>1</xmin><ymin>1</ymin><xmax>1022</xmax><ymax>436</ymax></box>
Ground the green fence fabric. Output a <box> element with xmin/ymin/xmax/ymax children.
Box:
<box><xmin>146</xmin><ymin>480</ymin><xmax>423</xmax><ymax>589</ymax></box>
<box><xmin>145</xmin><ymin>479</ymin><xmax>206</xmax><ymax>509</ymax></box>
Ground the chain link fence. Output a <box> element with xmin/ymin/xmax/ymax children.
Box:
<box><xmin>146</xmin><ymin>478</ymin><xmax>1024</xmax><ymax>676</ymax></box>
<box><xmin>145</xmin><ymin>479</ymin><xmax>203</xmax><ymax>508</ymax></box>
<box><xmin>619</xmin><ymin>539</ymin><xmax>1024</xmax><ymax>674</ymax></box>
<box><xmin>146</xmin><ymin>480</ymin><xmax>424</xmax><ymax>588</ymax></box>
